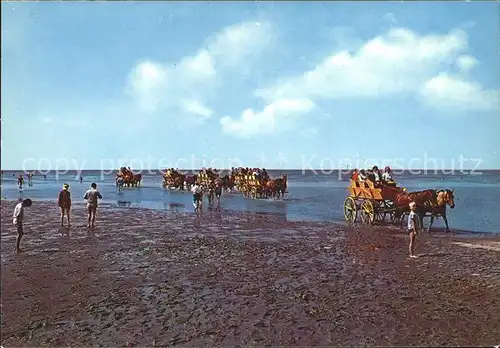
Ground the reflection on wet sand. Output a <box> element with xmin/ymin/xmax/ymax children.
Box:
<box><xmin>164</xmin><ymin>202</ymin><xmax>186</xmax><ymax>212</ymax></box>
<box><xmin>117</xmin><ymin>200</ymin><xmax>133</xmax><ymax>207</ymax></box>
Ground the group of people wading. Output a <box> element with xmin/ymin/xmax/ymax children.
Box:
<box><xmin>16</xmin><ymin>173</ymin><xmax>35</xmax><ymax>190</ymax></box>
<box><xmin>162</xmin><ymin>166</ymin><xmax>288</xmax><ymax>211</ymax></box>
<box><xmin>12</xmin><ymin>182</ymin><xmax>103</xmax><ymax>253</ymax></box>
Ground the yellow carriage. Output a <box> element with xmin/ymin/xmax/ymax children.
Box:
<box><xmin>343</xmin><ymin>179</ymin><xmax>406</xmax><ymax>225</ymax></box>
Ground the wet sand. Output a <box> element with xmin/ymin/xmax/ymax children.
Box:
<box><xmin>1</xmin><ymin>201</ymin><xmax>499</xmax><ymax>347</ymax></box>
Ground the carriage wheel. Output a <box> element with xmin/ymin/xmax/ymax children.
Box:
<box><xmin>375</xmin><ymin>210</ymin><xmax>386</xmax><ymax>223</ymax></box>
<box><xmin>389</xmin><ymin>211</ymin><xmax>397</xmax><ymax>224</ymax></box>
<box><xmin>360</xmin><ymin>200</ymin><xmax>375</xmax><ymax>225</ymax></box>
<box><xmin>373</xmin><ymin>202</ymin><xmax>386</xmax><ymax>223</ymax></box>
<box><xmin>397</xmin><ymin>213</ymin><xmax>406</xmax><ymax>225</ymax></box>
<box><xmin>390</xmin><ymin>209</ymin><xmax>405</xmax><ymax>225</ymax></box>
<box><xmin>343</xmin><ymin>197</ymin><xmax>357</xmax><ymax>223</ymax></box>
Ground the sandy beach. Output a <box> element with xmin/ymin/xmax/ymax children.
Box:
<box><xmin>1</xmin><ymin>201</ymin><xmax>499</xmax><ymax>346</ymax></box>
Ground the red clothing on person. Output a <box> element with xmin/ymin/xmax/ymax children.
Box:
<box><xmin>58</xmin><ymin>190</ymin><xmax>72</xmax><ymax>209</ymax></box>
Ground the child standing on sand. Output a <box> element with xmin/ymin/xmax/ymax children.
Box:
<box><xmin>408</xmin><ymin>202</ymin><xmax>419</xmax><ymax>258</ymax></box>
<box><xmin>13</xmin><ymin>198</ymin><xmax>33</xmax><ymax>253</ymax></box>
<box><xmin>84</xmin><ymin>183</ymin><xmax>103</xmax><ymax>228</ymax></box>
<box><xmin>58</xmin><ymin>183</ymin><xmax>72</xmax><ymax>227</ymax></box>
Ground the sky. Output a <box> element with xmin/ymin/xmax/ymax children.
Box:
<box><xmin>2</xmin><ymin>1</ymin><xmax>499</xmax><ymax>171</ymax></box>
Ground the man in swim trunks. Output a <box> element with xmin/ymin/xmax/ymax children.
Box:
<box><xmin>58</xmin><ymin>183</ymin><xmax>72</xmax><ymax>227</ymax></box>
<box><xmin>191</xmin><ymin>183</ymin><xmax>203</xmax><ymax>212</ymax></box>
<box><xmin>84</xmin><ymin>182</ymin><xmax>103</xmax><ymax>228</ymax></box>
<box><xmin>13</xmin><ymin>198</ymin><xmax>32</xmax><ymax>253</ymax></box>
<box><xmin>17</xmin><ymin>175</ymin><xmax>24</xmax><ymax>190</ymax></box>
<box><xmin>214</xmin><ymin>178</ymin><xmax>223</xmax><ymax>209</ymax></box>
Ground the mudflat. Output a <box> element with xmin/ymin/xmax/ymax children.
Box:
<box><xmin>1</xmin><ymin>201</ymin><xmax>499</xmax><ymax>346</ymax></box>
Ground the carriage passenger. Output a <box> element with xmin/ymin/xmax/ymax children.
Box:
<box><xmin>358</xmin><ymin>170</ymin><xmax>367</xmax><ymax>182</ymax></box>
<box><xmin>372</xmin><ymin>166</ymin><xmax>381</xmax><ymax>184</ymax></box>
<box><xmin>382</xmin><ymin>166</ymin><xmax>397</xmax><ymax>186</ymax></box>
<box><xmin>350</xmin><ymin>169</ymin><xmax>359</xmax><ymax>181</ymax></box>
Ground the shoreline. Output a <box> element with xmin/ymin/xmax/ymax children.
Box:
<box><xmin>1</xmin><ymin>201</ymin><xmax>499</xmax><ymax>346</ymax></box>
<box><xmin>2</xmin><ymin>198</ymin><xmax>499</xmax><ymax>238</ymax></box>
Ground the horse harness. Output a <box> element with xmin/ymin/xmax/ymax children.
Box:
<box><xmin>406</xmin><ymin>189</ymin><xmax>438</xmax><ymax>209</ymax></box>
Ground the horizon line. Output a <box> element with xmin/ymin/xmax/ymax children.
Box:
<box><xmin>2</xmin><ymin>168</ymin><xmax>498</xmax><ymax>172</ymax></box>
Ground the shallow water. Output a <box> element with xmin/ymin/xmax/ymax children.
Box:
<box><xmin>2</xmin><ymin>170</ymin><xmax>499</xmax><ymax>233</ymax></box>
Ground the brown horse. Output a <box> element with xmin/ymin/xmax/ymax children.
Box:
<box><xmin>278</xmin><ymin>174</ymin><xmax>288</xmax><ymax>198</ymax></box>
<box><xmin>394</xmin><ymin>188</ymin><xmax>455</xmax><ymax>232</ymax></box>
<box><xmin>394</xmin><ymin>189</ymin><xmax>437</xmax><ymax>229</ymax></box>
<box><xmin>265</xmin><ymin>175</ymin><xmax>287</xmax><ymax>199</ymax></box>
<box><xmin>265</xmin><ymin>179</ymin><xmax>278</xmax><ymax>199</ymax></box>
<box><xmin>174</xmin><ymin>174</ymin><xmax>186</xmax><ymax>190</ymax></box>
<box><xmin>133</xmin><ymin>174</ymin><xmax>142</xmax><ymax>187</ymax></box>
<box><xmin>221</xmin><ymin>174</ymin><xmax>235</xmax><ymax>192</ymax></box>
<box><xmin>184</xmin><ymin>174</ymin><xmax>198</xmax><ymax>189</ymax></box>
<box><xmin>423</xmin><ymin>189</ymin><xmax>456</xmax><ymax>232</ymax></box>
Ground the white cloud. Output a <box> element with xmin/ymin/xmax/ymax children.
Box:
<box><xmin>256</xmin><ymin>28</ymin><xmax>470</xmax><ymax>101</ymax></box>
<box><xmin>456</xmin><ymin>54</ymin><xmax>478</xmax><ymax>73</ymax></box>
<box><xmin>126</xmin><ymin>20</ymin><xmax>274</xmax><ymax>118</ymax></box>
<box><xmin>207</xmin><ymin>21</ymin><xmax>275</xmax><ymax>67</ymax></box>
<box><xmin>181</xmin><ymin>99</ymin><xmax>213</xmax><ymax>119</ymax></box>
<box><xmin>220</xmin><ymin>98</ymin><xmax>315</xmax><ymax>138</ymax></box>
<box><xmin>254</xmin><ymin>27</ymin><xmax>498</xmax><ymax>113</ymax></box>
<box><xmin>222</xmin><ymin>26</ymin><xmax>498</xmax><ymax>139</ymax></box>
<box><xmin>419</xmin><ymin>73</ymin><xmax>500</xmax><ymax>112</ymax></box>
<box><xmin>128</xmin><ymin>61</ymin><xmax>168</xmax><ymax>111</ymax></box>
<box><xmin>178</xmin><ymin>50</ymin><xmax>216</xmax><ymax>81</ymax></box>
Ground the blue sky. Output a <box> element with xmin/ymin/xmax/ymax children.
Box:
<box><xmin>2</xmin><ymin>1</ymin><xmax>499</xmax><ymax>171</ymax></box>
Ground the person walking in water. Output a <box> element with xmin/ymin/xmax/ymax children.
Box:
<box><xmin>84</xmin><ymin>182</ymin><xmax>103</xmax><ymax>228</ymax></box>
<box><xmin>13</xmin><ymin>198</ymin><xmax>33</xmax><ymax>253</ymax></box>
<box><xmin>408</xmin><ymin>202</ymin><xmax>419</xmax><ymax>258</ymax></box>
<box><xmin>17</xmin><ymin>175</ymin><xmax>24</xmax><ymax>190</ymax></box>
<box><xmin>58</xmin><ymin>183</ymin><xmax>72</xmax><ymax>227</ymax></box>
<box><xmin>191</xmin><ymin>183</ymin><xmax>203</xmax><ymax>212</ymax></box>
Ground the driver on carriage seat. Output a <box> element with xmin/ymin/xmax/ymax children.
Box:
<box><xmin>382</xmin><ymin>166</ymin><xmax>397</xmax><ymax>186</ymax></box>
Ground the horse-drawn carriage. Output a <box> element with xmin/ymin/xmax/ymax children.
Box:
<box><xmin>162</xmin><ymin>170</ymin><xmax>185</xmax><ymax>190</ymax></box>
<box><xmin>116</xmin><ymin>167</ymin><xmax>142</xmax><ymax>188</ymax></box>
<box><xmin>343</xmin><ymin>178</ymin><xmax>456</xmax><ymax>232</ymax></box>
<box><xmin>196</xmin><ymin>170</ymin><xmax>218</xmax><ymax>188</ymax></box>
<box><xmin>235</xmin><ymin>173</ymin><xmax>288</xmax><ymax>200</ymax></box>
<box><xmin>343</xmin><ymin>179</ymin><xmax>406</xmax><ymax>225</ymax></box>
